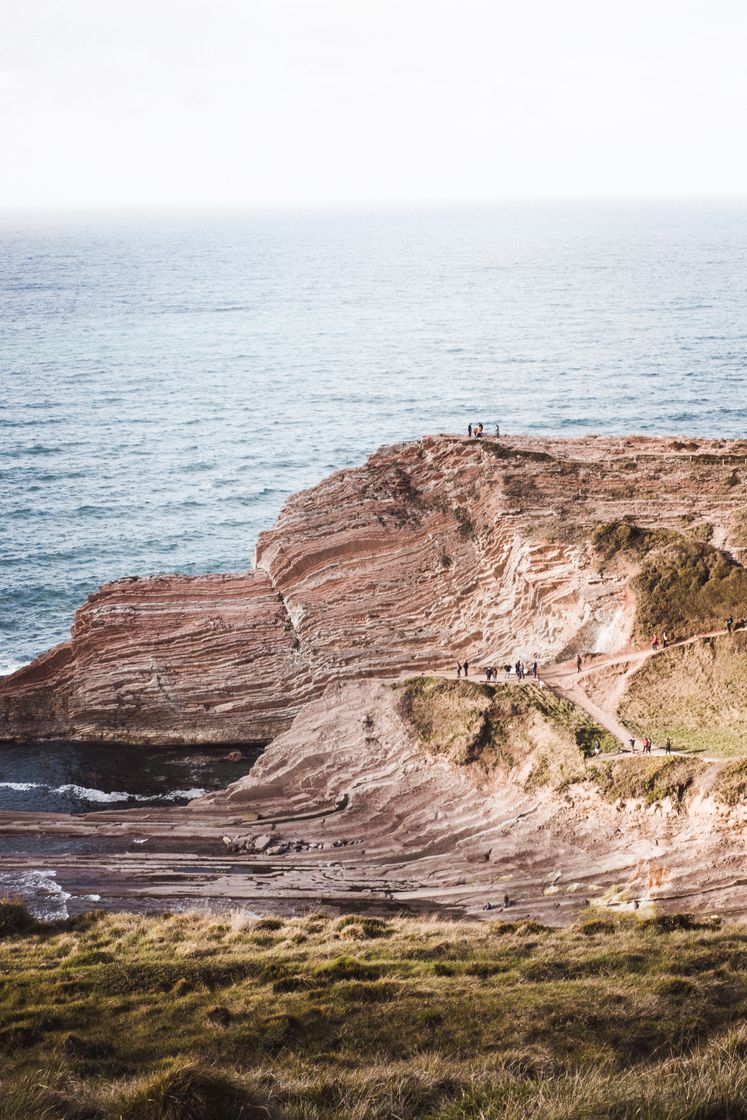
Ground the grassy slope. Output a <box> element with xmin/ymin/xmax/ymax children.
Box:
<box><xmin>592</xmin><ymin>521</ymin><xmax>747</xmax><ymax>640</ymax></box>
<box><xmin>398</xmin><ymin>678</ymin><xmax>617</xmax><ymax>777</ymax></box>
<box><xmin>4</xmin><ymin>907</ymin><xmax>747</xmax><ymax>1119</ymax></box>
<box><xmin>619</xmin><ymin>634</ymin><xmax>747</xmax><ymax>757</ymax></box>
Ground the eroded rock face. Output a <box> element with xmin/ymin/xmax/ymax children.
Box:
<box><xmin>2</xmin><ymin>433</ymin><xmax>746</xmax><ymax>743</ymax></box>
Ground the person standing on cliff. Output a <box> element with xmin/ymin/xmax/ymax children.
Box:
<box><xmin>531</xmin><ymin>660</ymin><xmax>538</xmax><ymax>679</ymax></box>
<box><xmin>463</xmin><ymin>660</ymin><xmax>469</xmax><ymax>677</ymax></box>
<box><xmin>665</xmin><ymin>736</ymin><xmax>672</xmax><ymax>754</ymax></box>
<box><xmin>456</xmin><ymin>662</ymin><xmax>462</xmax><ymax>678</ymax></box>
<box><xmin>727</xmin><ymin>615</ymin><xmax>734</xmax><ymax>635</ymax></box>
<box><xmin>468</xmin><ymin>424</ymin><xmax>472</xmax><ymax>438</ymax></box>
<box><xmin>576</xmin><ymin>654</ymin><xmax>582</xmax><ymax>674</ymax></box>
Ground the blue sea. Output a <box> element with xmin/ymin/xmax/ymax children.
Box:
<box><xmin>2</xmin><ymin>201</ymin><xmax>747</xmax><ymax>675</ymax></box>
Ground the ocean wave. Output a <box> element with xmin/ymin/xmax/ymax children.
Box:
<box><xmin>0</xmin><ymin>782</ymin><xmax>206</xmax><ymax>803</ymax></box>
<box><xmin>0</xmin><ymin>869</ymin><xmax>71</xmax><ymax>920</ymax></box>
<box><xmin>0</xmin><ymin>660</ymin><xmax>25</xmax><ymax>677</ymax></box>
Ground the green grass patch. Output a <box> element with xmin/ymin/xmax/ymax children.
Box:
<box><xmin>398</xmin><ymin>678</ymin><xmax>616</xmax><ymax>779</ymax></box>
<box><xmin>592</xmin><ymin>521</ymin><xmax>747</xmax><ymax>639</ymax></box>
<box><xmin>3</xmin><ymin>908</ymin><xmax>747</xmax><ymax>1116</ymax></box>
<box><xmin>619</xmin><ymin>635</ymin><xmax>747</xmax><ymax>758</ymax></box>
<box><xmin>587</xmin><ymin>755</ymin><xmax>704</xmax><ymax>805</ymax></box>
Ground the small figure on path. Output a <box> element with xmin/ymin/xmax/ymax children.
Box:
<box><xmin>474</xmin><ymin>423</ymin><xmax>483</xmax><ymax>439</ymax></box>
<box><xmin>463</xmin><ymin>660</ymin><xmax>469</xmax><ymax>678</ymax></box>
<box><xmin>495</xmin><ymin>423</ymin><xmax>500</xmax><ymax>437</ymax></box>
<box><xmin>663</xmin><ymin>630</ymin><xmax>669</xmax><ymax>648</ymax></box>
<box><xmin>576</xmin><ymin>653</ymin><xmax>582</xmax><ymax>674</ymax></box>
<box><xmin>593</xmin><ymin>737</ymin><xmax>601</xmax><ymax>755</ymax></box>
<box><xmin>456</xmin><ymin>662</ymin><xmax>462</xmax><ymax>678</ymax></box>
<box><xmin>504</xmin><ymin>663</ymin><xmax>512</xmax><ymax>680</ymax></box>
<box><xmin>468</xmin><ymin>423</ymin><xmax>472</xmax><ymax>437</ymax></box>
<box><xmin>665</xmin><ymin>736</ymin><xmax>672</xmax><ymax>754</ymax></box>
<box><xmin>643</xmin><ymin>736</ymin><xmax>651</xmax><ymax>754</ymax></box>
<box><xmin>531</xmin><ymin>660</ymin><xmax>538</xmax><ymax>679</ymax></box>
<box><xmin>482</xmin><ymin>902</ymin><xmax>495</xmax><ymax>911</ymax></box>
<box><xmin>727</xmin><ymin>616</ymin><xmax>734</xmax><ymax>635</ymax></box>
<box><xmin>652</xmin><ymin>634</ymin><xmax>659</xmax><ymax>651</ymax></box>
<box><xmin>629</xmin><ymin>737</ymin><xmax>636</xmax><ymax>752</ymax></box>
<box><xmin>503</xmin><ymin>894</ymin><xmax>511</xmax><ymax>910</ymax></box>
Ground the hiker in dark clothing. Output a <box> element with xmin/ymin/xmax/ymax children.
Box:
<box><xmin>468</xmin><ymin>423</ymin><xmax>472</xmax><ymax>437</ymax></box>
<box><xmin>531</xmin><ymin>660</ymin><xmax>538</xmax><ymax>679</ymax></box>
<box><xmin>515</xmin><ymin>660</ymin><xmax>522</xmax><ymax>680</ymax></box>
<box><xmin>629</xmin><ymin>738</ymin><xmax>636</xmax><ymax>752</ymax></box>
<box><xmin>504</xmin><ymin>663</ymin><xmax>512</xmax><ymax>680</ymax></box>
<box><xmin>463</xmin><ymin>660</ymin><xmax>469</xmax><ymax>677</ymax></box>
<box><xmin>665</xmin><ymin>736</ymin><xmax>672</xmax><ymax>754</ymax></box>
<box><xmin>503</xmin><ymin>894</ymin><xmax>510</xmax><ymax>910</ymax></box>
<box><xmin>495</xmin><ymin>423</ymin><xmax>500</xmax><ymax>437</ymax></box>
<box><xmin>456</xmin><ymin>662</ymin><xmax>462</xmax><ymax>678</ymax></box>
<box><xmin>727</xmin><ymin>616</ymin><xmax>734</xmax><ymax>635</ymax></box>
<box><xmin>576</xmin><ymin>654</ymin><xmax>582</xmax><ymax>674</ymax></box>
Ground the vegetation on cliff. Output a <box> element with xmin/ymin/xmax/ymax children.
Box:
<box><xmin>619</xmin><ymin>634</ymin><xmax>747</xmax><ymax>756</ymax></box>
<box><xmin>4</xmin><ymin>904</ymin><xmax>747</xmax><ymax>1119</ymax></box>
<box><xmin>398</xmin><ymin>678</ymin><xmax>616</xmax><ymax>777</ymax></box>
<box><xmin>591</xmin><ymin>521</ymin><xmax>747</xmax><ymax>640</ymax></box>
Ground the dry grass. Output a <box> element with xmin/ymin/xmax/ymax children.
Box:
<box><xmin>619</xmin><ymin>634</ymin><xmax>747</xmax><ymax>757</ymax></box>
<box><xmin>398</xmin><ymin>679</ymin><xmax>616</xmax><ymax>779</ymax></box>
<box><xmin>592</xmin><ymin>521</ymin><xmax>747</xmax><ymax>640</ymax></box>
<box><xmin>3</xmin><ymin>907</ymin><xmax>747</xmax><ymax>1117</ymax></box>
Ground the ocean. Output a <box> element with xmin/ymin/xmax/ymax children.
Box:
<box><xmin>2</xmin><ymin>201</ymin><xmax>747</xmax><ymax>674</ymax></box>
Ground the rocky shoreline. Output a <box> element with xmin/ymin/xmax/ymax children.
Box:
<box><xmin>2</xmin><ymin>432</ymin><xmax>747</xmax><ymax>922</ymax></box>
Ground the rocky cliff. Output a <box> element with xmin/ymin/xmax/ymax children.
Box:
<box><xmin>2</xmin><ymin>433</ymin><xmax>746</xmax><ymax>744</ymax></box>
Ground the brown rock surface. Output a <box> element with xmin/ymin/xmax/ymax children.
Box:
<box><xmin>2</xmin><ymin>676</ymin><xmax>746</xmax><ymax>925</ymax></box>
<box><xmin>2</xmin><ymin>433</ymin><xmax>747</xmax><ymax>744</ymax></box>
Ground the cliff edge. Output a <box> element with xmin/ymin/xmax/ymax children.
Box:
<box><xmin>2</xmin><ymin>433</ymin><xmax>746</xmax><ymax>744</ymax></box>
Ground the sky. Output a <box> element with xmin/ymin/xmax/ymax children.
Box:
<box><xmin>2</xmin><ymin>0</ymin><xmax>747</xmax><ymax>209</ymax></box>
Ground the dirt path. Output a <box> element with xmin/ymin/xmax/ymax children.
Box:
<box><xmin>540</xmin><ymin>627</ymin><xmax>730</xmax><ymax>753</ymax></box>
<box><xmin>406</xmin><ymin>626</ymin><xmax>733</xmax><ymax>758</ymax></box>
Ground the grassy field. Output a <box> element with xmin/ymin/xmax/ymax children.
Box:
<box><xmin>4</xmin><ymin>904</ymin><xmax>747</xmax><ymax>1118</ymax></box>
<box><xmin>619</xmin><ymin>634</ymin><xmax>747</xmax><ymax>757</ymax></box>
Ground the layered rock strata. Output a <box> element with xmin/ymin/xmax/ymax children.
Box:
<box><xmin>2</xmin><ymin>434</ymin><xmax>746</xmax><ymax>744</ymax></box>
<box><xmin>2</xmin><ymin>677</ymin><xmax>746</xmax><ymax>925</ymax></box>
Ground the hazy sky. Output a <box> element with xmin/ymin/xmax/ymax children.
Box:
<box><xmin>2</xmin><ymin>0</ymin><xmax>747</xmax><ymax>208</ymax></box>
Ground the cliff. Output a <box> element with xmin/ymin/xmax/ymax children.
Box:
<box><xmin>2</xmin><ymin>433</ymin><xmax>747</xmax><ymax>744</ymax></box>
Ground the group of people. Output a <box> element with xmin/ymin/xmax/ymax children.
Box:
<box><xmin>467</xmin><ymin>422</ymin><xmax>500</xmax><ymax>438</ymax></box>
<box><xmin>456</xmin><ymin>659</ymin><xmax>538</xmax><ymax>681</ymax></box>
<box><xmin>628</xmin><ymin>735</ymin><xmax>672</xmax><ymax>754</ymax></box>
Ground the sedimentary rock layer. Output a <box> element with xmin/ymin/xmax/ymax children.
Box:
<box><xmin>2</xmin><ymin>433</ymin><xmax>746</xmax><ymax>743</ymax></box>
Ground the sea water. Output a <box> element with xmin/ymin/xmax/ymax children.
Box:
<box><xmin>2</xmin><ymin>201</ymin><xmax>747</xmax><ymax>674</ymax></box>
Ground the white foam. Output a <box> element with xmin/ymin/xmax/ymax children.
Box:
<box><xmin>0</xmin><ymin>660</ymin><xmax>25</xmax><ymax>678</ymax></box>
<box><xmin>0</xmin><ymin>781</ymin><xmax>206</xmax><ymax>803</ymax></box>
<box><xmin>0</xmin><ymin>868</ymin><xmax>71</xmax><ymax>920</ymax></box>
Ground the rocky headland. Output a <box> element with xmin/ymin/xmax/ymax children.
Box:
<box><xmin>2</xmin><ymin>432</ymin><xmax>747</xmax><ymax>923</ymax></box>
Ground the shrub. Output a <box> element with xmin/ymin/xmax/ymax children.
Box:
<box><xmin>0</xmin><ymin>898</ymin><xmax>35</xmax><ymax>937</ymax></box>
